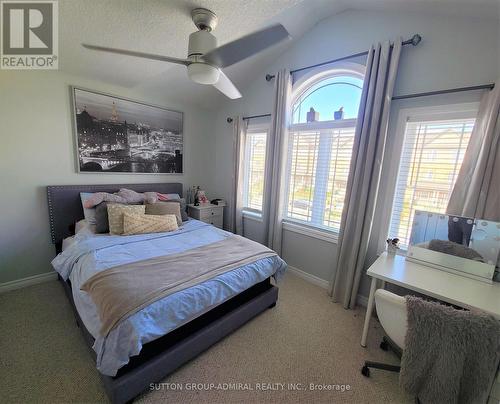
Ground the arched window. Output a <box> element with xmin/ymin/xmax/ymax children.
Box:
<box><xmin>284</xmin><ymin>64</ymin><xmax>365</xmax><ymax>232</ymax></box>
<box><xmin>292</xmin><ymin>75</ymin><xmax>363</xmax><ymax>124</ymax></box>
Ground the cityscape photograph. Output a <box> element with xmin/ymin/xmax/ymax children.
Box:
<box><xmin>73</xmin><ymin>88</ymin><xmax>183</xmax><ymax>173</ymax></box>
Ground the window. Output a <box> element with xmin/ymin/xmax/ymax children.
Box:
<box><xmin>284</xmin><ymin>65</ymin><xmax>364</xmax><ymax>232</ymax></box>
<box><xmin>388</xmin><ymin>106</ymin><xmax>477</xmax><ymax>248</ymax></box>
<box><xmin>242</xmin><ymin>124</ymin><xmax>268</xmax><ymax>213</ymax></box>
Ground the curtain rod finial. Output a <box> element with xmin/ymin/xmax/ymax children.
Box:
<box><xmin>411</xmin><ymin>34</ymin><xmax>422</xmax><ymax>46</ymax></box>
<box><xmin>227</xmin><ymin>117</ymin><xmax>233</xmax><ymax>123</ymax></box>
<box><xmin>265</xmin><ymin>74</ymin><xmax>275</xmax><ymax>82</ymax></box>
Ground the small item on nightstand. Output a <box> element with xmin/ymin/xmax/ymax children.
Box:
<box><xmin>197</xmin><ymin>190</ymin><xmax>209</xmax><ymax>205</ymax></box>
<box><xmin>210</xmin><ymin>198</ymin><xmax>226</xmax><ymax>206</ymax></box>
<box><xmin>386</xmin><ymin>238</ymin><xmax>400</xmax><ymax>254</ymax></box>
<box><xmin>194</xmin><ymin>186</ymin><xmax>201</xmax><ymax>206</ymax></box>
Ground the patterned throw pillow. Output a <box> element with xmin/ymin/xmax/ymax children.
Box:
<box><xmin>145</xmin><ymin>202</ymin><xmax>182</xmax><ymax>226</ymax></box>
<box><xmin>122</xmin><ymin>212</ymin><xmax>178</xmax><ymax>235</ymax></box>
<box><xmin>107</xmin><ymin>204</ymin><xmax>145</xmax><ymax>235</ymax></box>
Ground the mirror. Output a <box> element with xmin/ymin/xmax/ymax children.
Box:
<box><xmin>407</xmin><ymin>210</ymin><xmax>500</xmax><ymax>283</ymax></box>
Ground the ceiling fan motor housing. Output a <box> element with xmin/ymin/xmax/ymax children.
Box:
<box><xmin>187</xmin><ymin>30</ymin><xmax>220</xmax><ymax>85</ymax></box>
<box><xmin>188</xmin><ymin>30</ymin><xmax>217</xmax><ymax>58</ymax></box>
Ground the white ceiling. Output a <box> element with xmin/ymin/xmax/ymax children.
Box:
<box><xmin>59</xmin><ymin>0</ymin><xmax>499</xmax><ymax>110</ymax></box>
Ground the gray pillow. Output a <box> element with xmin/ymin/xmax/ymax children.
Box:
<box><xmin>177</xmin><ymin>198</ymin><xmax>189</xmax><ymax>221</ymax></box>
<box><xmin>95</xmin><ymin>201</ymin><xmax>145</xmax><ymax>234</ymax></box>
<box><xmin>165</xmin><ymin>198</ymin><xmax>188</xmax><ymax>221</ymax></box>
<box><xmin>95</xmin><ymin>202</ymin><xmax>110</xmax><ymax>234</ymax></box>
<box><xmin>145</xmin><ymin>202</ymin><xmax>182</xmax><ymax>226</ymax></box>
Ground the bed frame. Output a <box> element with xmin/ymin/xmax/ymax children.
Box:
<box><xmin>47</xmin><ymin>183</ymin><xmax>279</xmax><ymax>403</ymax></box>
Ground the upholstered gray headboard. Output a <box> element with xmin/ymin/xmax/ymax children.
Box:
<box><xmin>47</xmin><ymin>183</ymin><xmax>183</xmax><ymax>247</ymax></box>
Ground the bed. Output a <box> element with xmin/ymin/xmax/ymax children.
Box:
<box><xmin>47</xmin><ymin>183</ymin><xmax>286</xmax><ymax>403</ymax></box>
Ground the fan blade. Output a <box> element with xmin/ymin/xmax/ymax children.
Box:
<box><xmin>213</xmin><ymin>70</ymin><xmax>242</xmax><ymax>99</ymax></box>
<box><xmin>202</xmin><ymin>24</ymin><xmax>290</xmax><ymax>68</ymax></box>
<box><xmin>82</xmin><ymin>44</ymin><xmax>191</xmax><ymax>66</ymax></box>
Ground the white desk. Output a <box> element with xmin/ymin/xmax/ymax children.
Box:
<box><xmin>361</xmin><ymin>252</ymin><xmax>500</xmax><ymax>347</ymax></box>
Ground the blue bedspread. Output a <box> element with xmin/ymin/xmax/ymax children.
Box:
<box><xmin>52</xmin><ymin>220</ymin><xmax>286</xmax><ymax>376</ymax></box>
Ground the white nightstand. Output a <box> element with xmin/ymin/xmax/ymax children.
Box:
<box><xmin>187</xmin><ymin>203</ymin><xmax>224</xmax><ymax>229</ymax></box>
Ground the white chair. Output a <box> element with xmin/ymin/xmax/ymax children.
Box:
<box><xmin>361</xmin><ymin>289</ymin><xmax>407</xmax><ymax>377</ymax></box>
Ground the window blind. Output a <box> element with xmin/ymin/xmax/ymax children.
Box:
<box><xmin>285</xmin><ymin>126</ymin><xmax>355</xmax><ymax>231</ymax></box>
<box><xmin>389</xmin><ymin>117</ymin><xmax>475</xmax><ymax>247</ymax></box>
<box><xmin>243</xmin><ymin>132</ymin><xmax>267</xmax><ymax>211</ymax></box>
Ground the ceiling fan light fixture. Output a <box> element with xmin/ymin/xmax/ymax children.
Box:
<box><xmin>187</xmin><ymin>63</ymin><xmax>220</xmax><ymax>85</ymax></box>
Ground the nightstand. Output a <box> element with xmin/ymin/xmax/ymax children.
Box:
<box><xmin>187</xmin><ymin>203</ymin><xmax>224</xmax><ymax>229</ymax></box>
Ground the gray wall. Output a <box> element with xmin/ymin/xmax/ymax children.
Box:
<box><xmin>213</xmin><ymin>9</ymin><xmax>499</xmax><ymax>295</ymax></box>
<box><xmin>0</xmin><ymin>70</ymin><xmax>216</xmax><ymax>284</ymax></box>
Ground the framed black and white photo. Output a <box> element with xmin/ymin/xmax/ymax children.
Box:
<box><xmin>72</xmin><ymin>87</ymin><xmax>183</xmax><ymax>174</ymax></box>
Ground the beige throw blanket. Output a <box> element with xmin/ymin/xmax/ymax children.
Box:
<box><xmin>81</xmin><ymin>235</ymin><xmax>277</xmax><ymax>336</ymax></box>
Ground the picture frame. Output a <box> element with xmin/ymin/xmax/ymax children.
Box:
<box><xmin>71</xmin><ymin>87</ymin><xmax>183</xmax><ymax>174</ymax></box>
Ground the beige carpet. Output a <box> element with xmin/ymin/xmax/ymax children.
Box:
<box><xmin>0</xmin><ymin>272</ymin><xmax>412</xmax><ymax>403</ymax></box>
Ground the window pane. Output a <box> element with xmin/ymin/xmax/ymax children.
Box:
<box><xmin>286</xmin><ymin>131</ymin><xmax>319</xmax><ymax>222</ymax></box>
<box><xmin>389</xmin><ymin>118</ymin><xmax>475</xmax><ymax>247</ymax></box>
<box><xmin>323</xmin><ymin>127</ymin><xmax>355</xmax><ymax>229</ymax></box>
<box><xmin>286</xmin><ymin>126</ymin><xmax>355</xmax><ymax>231</ymax></box>
<box><xmin>292</xmin><ymin>76</ymin><xmax>363</xmax><ymax>124</ymax></box>
<box><xmin>244</xmin><ymin>132</ymin><xmax>267</xmax><ymax>211</ymax></box>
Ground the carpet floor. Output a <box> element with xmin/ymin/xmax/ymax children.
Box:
<box><xmin>0</xmin><ymin>272</ymin><xmax>412</xmax><ymax>403</ymax></box>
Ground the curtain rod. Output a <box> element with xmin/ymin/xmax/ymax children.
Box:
<box><xmin>392</xmin><ymin>83</ymin><xmax>495</xmax><ymax>100</ymax></box>
<box><xmin>226</xmin><ymin>83</ymin><xmax>495</xmax><ymax>123</ymax></box>
<box><xmin>226</xmin><ymin>113</ymin><xmax>271</xmax><ymax>123</ymax></box>
<box><xmin>265</xmin><ymin>34</ymin><xmax>422</xmax><ymax>81</ymax></box>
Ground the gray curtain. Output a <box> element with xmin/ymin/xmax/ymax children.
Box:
<box><xmin>447</xmin><ymin>83</ymin><xmax>500</xmax><ymax>221</ymax></box>
<box><xmin>229</xmin><ymin>116</ymin><xmax>247</xmax><ymax>235</ymax></box>
<box><xmin>262</xmin><ymin>69</ymin><xmax>292</xmax><ymax>254</ymax></box>
<box><xmin>329</xmin><ymin>40</ymin><xmax>402</xmax><ymax>309</ymax></box>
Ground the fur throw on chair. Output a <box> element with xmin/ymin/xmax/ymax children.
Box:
<box><xmin>400</xmin><ymin>296</ymin><xmax>500</xmax><ymax>404</ymax></box>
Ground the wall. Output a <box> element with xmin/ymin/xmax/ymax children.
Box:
<box><xmin>0</xmin><ymin>70</ymin><xmax>216</xmax><ymax>284</ymax></box>
<box><xmin>213</xmin><ymin>9</ymin><xmax>499</xmax><ymax>295</ymax></box>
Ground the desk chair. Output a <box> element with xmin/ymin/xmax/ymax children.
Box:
<box><xmin>361</xmin><ymin>289</ymin><xmax>407</xmax><ymax>377</ymax></box>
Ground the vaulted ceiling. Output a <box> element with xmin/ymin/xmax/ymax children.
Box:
<box><xmin>59</xmin><ymin>0</ymin><xmax>499</xmax><ymax>110</ymax></box>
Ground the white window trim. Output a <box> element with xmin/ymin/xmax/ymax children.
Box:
<box><xmin>283</xmin><ymin>219</ymin><xmax>339</xmax><ymax>244</ymax></box>
<box><xmin>242</xmin><ymin>208</ymin><xmax>263</xmax><ymax>222</ymax></box>
<box><xmin>282</xmin><ymin>62</ymin><xmax>365</xmax><ymax>237</ymax></box>
<box><xmin>381</xmin><ymin>101</ymin><xmax>480</xmax><ymax>251</ymax></box>
<box><xmin>281</xmin><ymin>61</ymin><xmax>366</xmax><ymax>238</ymax></box>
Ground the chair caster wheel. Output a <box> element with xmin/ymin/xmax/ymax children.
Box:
<box><xmin>380</xmin><ymin>339</ymin><xmax>389</xmax><ymax>351</ymax></box>
<box><xmin>361</xmin><ymin>365</ymin><xmax>370</xmax><ymax>377</ymax></box>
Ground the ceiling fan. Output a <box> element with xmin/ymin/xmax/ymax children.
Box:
<box><xmin>82</xmin><ymin>8</ymin><xmax>291</xmax><ymax>99</ymax></box>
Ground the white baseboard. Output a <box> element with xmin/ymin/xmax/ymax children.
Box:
<box><xmin>0</xmin><ymin>272</ymin><xmax>57</xmax><ymax>294</ymax></box>
<box><xmin>287</xmin><ymin>265</ymin><xmax>330</xmax><ymax>289</ymax></box>
<box><xmin>286</xmin><ymin>265</ymin><xmax>369</xmax><ymax>307</ymax></box>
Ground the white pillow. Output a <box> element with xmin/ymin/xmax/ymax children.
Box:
<box><xmin>80</xmin><ymin>192</ymin><xmax>97</xmax><ymax>225</ymax></box>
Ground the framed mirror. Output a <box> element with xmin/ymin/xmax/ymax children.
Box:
<box><xmin>407</xmin><ymin>210</ymin><xmax>500</xmax><ymax>283</ymax></box>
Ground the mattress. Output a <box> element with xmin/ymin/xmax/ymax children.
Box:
<box><xmin>52</xmin><ymin>219</ymin><xmax>286</xmax><ymax>376</ymax></box>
